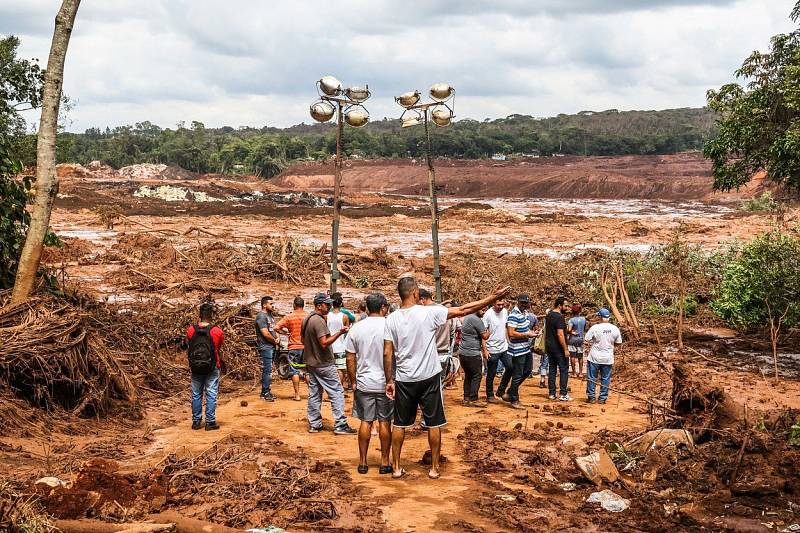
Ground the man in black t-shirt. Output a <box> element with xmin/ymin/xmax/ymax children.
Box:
<box><xmin>545</xmin><ymin>297</ymin><xmax>571</xmax><ymax>401</ymax></box>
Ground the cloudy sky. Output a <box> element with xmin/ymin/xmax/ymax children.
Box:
<box><xmin>2</xmin><ymin>0</ymin><xmax>796</xmax><ymax>132</ymax></box>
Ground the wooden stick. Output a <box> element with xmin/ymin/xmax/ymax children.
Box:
<box><xmin>729</xmin><ymin>434</ymin><xmax>749</xmax><ymax>486</ymax></box>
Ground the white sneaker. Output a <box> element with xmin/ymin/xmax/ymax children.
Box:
<box><xmin>558</xmin><ymin>395</ymin><xmax>572</xmax><ymax>402</ymax></box>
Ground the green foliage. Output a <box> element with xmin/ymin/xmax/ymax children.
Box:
<box><xmin>711</xmin><ymin>230</ymin><xmax>800</xmax><ymax>330</ymax></box>
<box><xmin>704</xmin><ymin>3</ymin><xmax>800</xmax><ymax>191</ymax></box>
<box><xmin>354</xmin><ymin>275</ymin><xmax>370</xmax><ymax>289</ymax></box>
<box><xmin>790</xmin><ymin>421</ymin><xmax>800</xmax><ymax>446</ymax></box>
<box><xmin>739</xmin><ymin>191</ymin><xmax>777</xmax><ymax>212</ymax></box>
<box><xmin>0</xmin><ymin>137</ymin><xmax>30</xmax><ymax>289</ymax></box>
<box><xmin>0</xmin><ymin>36</ymin><xmax>44</xmax><ymax>139</ymax></box>
<box><xmin>43</xmin><ymin>107</ymin><xmax>717</xmax><ymax>174</ymax></box>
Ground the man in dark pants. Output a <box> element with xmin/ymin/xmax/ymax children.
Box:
<box><xmin>255</xmin><ymin>296</ymin><xmax>278</xmax><ymax>401</ymax></box>
<box><xmin>545</xmin><ymin>297</ymin><xmax>571</xmax><ymax>401</ymax></box>
<box><xmin>459</xmin><ymin>306</ymin><xmax>489</xmax><ymax>407</ymax></box>
<box><xmin>504</xmin><ymin>294</ymin><xmax>536</xmax><ymax>409</ymax></box>
<box><xmin>483</xmin><ymin>298</ymin><xmax>510</xmax><ymax>404</ymax></box>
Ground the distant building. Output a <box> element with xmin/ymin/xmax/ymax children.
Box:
<box><xmin>491</xmin><ymin>153</ymin><xmax>507</xmax><ymax>161</ymax></box>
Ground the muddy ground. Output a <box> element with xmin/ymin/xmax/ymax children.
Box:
<box><xmin>3</xmin><ymin>156</ymin><xmax>799</xmax><ymax>532</ymax></box>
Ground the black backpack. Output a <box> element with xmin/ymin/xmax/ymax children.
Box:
<box><xmin>188</xmin><ymin>324</ymin><xmax>216</xmax><ymax>375</ymax></box>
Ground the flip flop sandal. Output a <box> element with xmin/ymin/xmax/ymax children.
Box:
<box><xmin>428</xmin><ymin>470</ymin><xmax>441</xmax><ymax>480</ymax></box>
<box><xmin>357</xmin><ymin>464</ymin><xmax>368</xmax><ymax>474</ymax></box>
<box><xmin>379</xmin><ymin>465</ymin><xmax>393</xmax><ymax>475</ymax></box>
<box><xmin>392</xmin><ymin>467</ymin><xmax>407</xmax><ymax>479</ymax></box>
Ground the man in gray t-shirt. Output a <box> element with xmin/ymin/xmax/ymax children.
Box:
<box><xmin>459</xmin><ymin>309</ymin><xmax>489</xmax><ymax>406</ymax></box>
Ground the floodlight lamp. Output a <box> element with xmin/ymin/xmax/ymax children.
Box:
<box><xmin>429</xmin><ymin>83</ymin><xmax>454</xmax><ymax>101</ymax></box>
<box><xmin>431</xmin><ymin>107</ymin><xmax>453</xmax><ymax>127</ymax></box>
<box><xmin>310</xmin><ymin>100</ymin><xmax>336</xmax><ymax>122</ymax></box>
<box><xmin>345</xmin><ymin>105</ymin><xmax>369</xmax><ymax>127</ymax></box>
<box><xmin>319</xmin><ymin>76</ymin><xmax>343</xmax><ymax>96</ymax></box>
<box><xmin>395</xmin><ymin>91</ymin><xmax>421</xmax><ymax>108</ymax></box>
<box><xmin>401</xmin><ymin>112</ymin><xmax>422</xmax><ymax>128</ymax></box>
<box><xmin>345</xmin><ymin>86</ymin><xmax>370</xmax><ymax>103</ymax></box>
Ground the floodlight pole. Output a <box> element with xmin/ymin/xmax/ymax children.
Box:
<box><xmin>422</xmin><ymin>111</ymin><xmax>442</xmax><ymax>302</ymax></box>
<box><xmin>330</xmin><ymin>101</ymin><xmax>344</xmax><ymax>294</ymax></box>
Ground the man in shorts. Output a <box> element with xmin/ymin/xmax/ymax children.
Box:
<box><xmin>567</xmin><ymin>304</ymin><xmax>588</xmax><ymax>377</ymax></box>
<box><xmin>276</xmin><ymin>296</ymin><xmax>307</xmax><ymax>401</ymax></box>
<box><xmin>346</xmin><ymin>292</ymin><xmax>393</xmax><ymax>475</ymax></box>
<box><xmin>327</xmin><ymin>294</ymin><xmax>351</xmax><ymax>390</ymax></box>
<box><xmin>383</xmin><ymin>276</ymin><xmax>510</xmax><ymax>479</ymax></box>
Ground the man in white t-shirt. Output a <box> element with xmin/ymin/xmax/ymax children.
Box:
<box><xmin>345</xmin><ymin>292</ymin><xmax>393</xmax><ymax>476</ymax></box>
<box><xmin>482</xmin><ymin>299</ymin><xmax>511</xmax><ymax>403</ymax></box>
<box><xmin>583</xmin><ymin>308</ymin><xmax>622</xmax><ymax>405</ymax></box>
<box><xmin>383</xmin><ymin>276</ymin><xmax>510</xmax><ymax>480</ymax></box>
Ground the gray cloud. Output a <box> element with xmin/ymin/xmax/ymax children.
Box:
<box><xmin>5</xmin><ymin>0</ymin><xmax>797</xmax><ymax>131</ymax></box>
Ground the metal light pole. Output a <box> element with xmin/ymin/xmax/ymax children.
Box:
<box><xmin>310</xmin><ymin>76</ymin><xmax>370</xmax><ymax>294</ymax></box>
<box><xmin>395</xmin><ymin>84</ymin><xmax>455</xmax><ymax>302</ymax></box>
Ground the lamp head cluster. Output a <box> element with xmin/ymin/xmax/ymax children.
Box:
<box><xmin>395</xmin><ymin>83</ymin><xmax>455</xmax><ymax>128</ymax></box>
<box><xmin>310</xmin><ymin>75</ymin><xmax>371</xmax><ymax>128</ymax></box>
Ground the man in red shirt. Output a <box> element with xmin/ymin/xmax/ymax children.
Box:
<box><xmin>186</xmin><ymin>302</ymin><xmax>225</xmax><ymax>430</ymax></box>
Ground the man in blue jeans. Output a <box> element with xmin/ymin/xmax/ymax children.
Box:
<box><xmin>584</xmin><ymin>308</ymin><xmax>623</xmax><ymax>404</ymax></box>
<box><xmin>503</xmin><ymin>294</ymin><xmax>536</xmax><ymax>409</ymax></box>
<box><xmin>187</xmin><ymin>303</ymin><xmax>225</xmax><ymax>431</ymax></box>
<box><xmin>483</xmin><ymin>298</ymin><xmax>510</xmax><ymax>403</ymax></box>
<box><xmin>255</xmin><ymin>296</ymin><xmax>279</xmax><ymax>401</ymax></box>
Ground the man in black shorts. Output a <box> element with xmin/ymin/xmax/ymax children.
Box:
<box><xmin>383</xmin><ymin>276</ymin><xmax>510</xmax><ymax>479</ymax></box>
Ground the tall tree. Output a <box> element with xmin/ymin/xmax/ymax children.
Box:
<box><xmin>12</xmin><ymin>0</ymin><xmax>81</xmax><ymax>303</ymax></box>
<box><xmin>704</xmin><ymin>2</ymin><xmax>800</xmax><ymax>191</ymax></box>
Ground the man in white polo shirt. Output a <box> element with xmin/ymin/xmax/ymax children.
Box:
<box><xmin>345</xmin><ymin>292</ymin><xmax>393</xmax><ymax>476</ymax></box>
<box><xmin>383</xmin><ymin>276</ymin><xmax>510</xmax><ymax>479</ymax></box>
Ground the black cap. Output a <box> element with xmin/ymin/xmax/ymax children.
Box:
<box><xmin>313</xmin><ymin>292</ymin><xmax>334</xmax><ymax>305</ymax></box>
<box><xmin>517</xmin><ymin>294</ymin><xmax>530</xmax><ymax>303</ymax></box>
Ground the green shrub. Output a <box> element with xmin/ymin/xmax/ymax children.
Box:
<box><xmin>711</xmin><ymin>230</ymin><xmax>800</xmax><ymax>330</ymax></box>
<box><xmin>739</xmin><ymin>191</ymin><xmax>777</xmax><ymax>212</ymax></box>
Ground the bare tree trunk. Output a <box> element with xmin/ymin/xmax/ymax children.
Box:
<box><xmin>11</xmin><ymin>0</ymin><xmax>81</xmax><ymax>303</ymax></box>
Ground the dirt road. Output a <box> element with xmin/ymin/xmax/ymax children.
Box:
<box><xmin>146</xmin><ymin>376</ymin><xmax>649</xmax><ymax>532</ymax></box>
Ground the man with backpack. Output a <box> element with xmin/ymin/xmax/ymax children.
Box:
<box><xmin>303</xmin><ymin>292</ymin><xmax>357</xmax><ymax>435</ymax></box>
<box><xmin>186</xmin><ymin>302</ymin><xmax>225</xmax><ymax>431</ymax></box>
<box><xmin>255</xmin><ymin>296</ymin><xmax>279</xmax><ymax>401</ymax></box>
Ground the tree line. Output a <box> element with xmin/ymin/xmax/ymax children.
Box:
<box><xmin>14</xmin><ymin>107</ymin><xmax>716</xmax><ymax>178</ymax></box>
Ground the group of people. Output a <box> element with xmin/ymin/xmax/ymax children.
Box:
<box><xmin>185</xmin><ymin>277</ymin><xmax>622</xmax><ymax>478</ymax></box>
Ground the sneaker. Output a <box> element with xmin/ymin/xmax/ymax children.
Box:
<box><xmin>510</xmin><ymin>401</ymin><xmax>526</xmax><ymax>410</ymax></box>
<box><xmin>599</xmin><ymin>399</ymin><xmax>607</xmax><ymax>405</ymax></box>
<box><xmin>586</xmin><ymin>398</ymin><xmax>596</xmax><ymax>404</ymax></box>
<box><xmin>308</xmin><ymin>426</ymin><xmax>323</xmax><ymax>433</ymax></box>
<box><xmin>558</xmin><ymin>395</ymin><xmax>572</xmax><ymax>402</ymax></box>
<box><xmin>539</xmin><ymin>381</ymin><xmax>546</xmax><ymax>388</ymax></box>
<box><xmin>501</xmin><ymin>394</ymin><xmax>512</xmax><ymax>403</ymax></box>
<box><xmin>464</xmin><ymin>400</ymin><xmax>488</xmax><ymax>408</ymax></box>
<box><xmin>334</xmin><ymin>426</ymin><xmax>357</xmax><ymax>435</ymax></box>
<box><xmin>261</xmin><ymin>393</ymin><xmax>276</xmax><ymax>402</ymax></box>
<box><xmin>191</xmin><ymin>421</ymin><xmax>203</xmax><ymax>430</ymax></box>
<box><xmin>548</xmin><ymin>395</ymin><xmax>557</xmax><ymax>400</ymax></box>
<box><xmin>205</xmin><ymin>422</ymin><xmax>220</xmax><ymax>431</ymax></box>
<box><xmin>486</xmin><ymin>397</ymin><xmax>504</xmax><ymax>405</ymax></box>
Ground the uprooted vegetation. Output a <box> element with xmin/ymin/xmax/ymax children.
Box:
<box><xmin>459</xmin><ymin>360</ymin><xmax>800</xmax><ymax>532</ymax></box>
<box><xmin>32</xmin><ymin>435</ymin><xmax>379</xmax><ymax>531</ymax></box>
<box><xmin>0</xmin><ymin>288</ymin><xmax>264</xmax><ymax>432</ymax></box>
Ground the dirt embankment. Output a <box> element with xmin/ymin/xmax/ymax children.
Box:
<box><xmin>273</xmin><ymin>153</ymin><xmax>766</xmax><ymax>201</ymax></box>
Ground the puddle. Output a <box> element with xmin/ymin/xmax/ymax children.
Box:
<box><xmin>436</xmin><ymin>197</ymin><xmax>732</xmax><ymax>219</ymax></box>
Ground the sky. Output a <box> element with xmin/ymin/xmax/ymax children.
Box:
<box><xmin>2</xmin><ymin>0</ymin><xmax>797</xmax><ymax>132</ymax></box>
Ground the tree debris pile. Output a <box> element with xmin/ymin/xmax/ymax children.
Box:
<box><xmin>35</xmin><ymin>436</ymin><xmax>381</xmax><ymax>531</ymax></box>
<box><xmin>0</xmin><ymin>481</ymin><xmax>56</xmax><ymax>533</ymax></box>
<box><xmin>84</xmin><ymin>231</ymin><xmax>396</xmax><ymax>294</ymax></box>
<box><xmin>459</xmin><ymin>366</ymin><xmax>800</xmax><ymax>532</ymax></box>
<box><xmin>0</xmin><ymin>291</ymin><xmax>137</xmax><ymax>421</ymax></box>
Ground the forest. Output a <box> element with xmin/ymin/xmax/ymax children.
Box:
<box><xmin>18</xmin><ymin>107</ymin><xmax>717</xmax><ymax>177</ymax></box>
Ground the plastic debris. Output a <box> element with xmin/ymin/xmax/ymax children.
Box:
<box><xmin>575</xmin><ymin>449</ymin><xmax>620</xmax><ymax>485</ymax></box>
<box><xmin>586</xmin><ymin>489</ymin><xmax>630</xmax><ymax>512</ymax></box>
<box><xmin>247</xmin><ymin>528</ymin><xmax>287</xmax><ymax>533</ymax></box>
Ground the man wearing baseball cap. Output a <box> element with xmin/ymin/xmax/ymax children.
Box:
<box><xmin>302</xmin><ymin>292</ymin><xmax>357</xmax><ymax>434</ymax></box>
<box><xmin>584</xmin><ymin>308</ymin><xmax>623</xmax><ymax>404</ymax></box>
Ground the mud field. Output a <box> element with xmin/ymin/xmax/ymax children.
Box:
<box><xmin>3</xmin><ymin>155</ymin><xmax>800</xmax><ymax>533</ymax></box>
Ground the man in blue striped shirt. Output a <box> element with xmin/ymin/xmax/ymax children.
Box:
<box><xmin>503</xmin><ymin>294</ymin><xmax>537</xmax><ymax>409</ymax></box>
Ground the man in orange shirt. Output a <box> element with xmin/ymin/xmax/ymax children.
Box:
<box><xmin>276</xmin><ymin>296</ymin><xmax>307</xmax><ymax>401</ymax></box>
